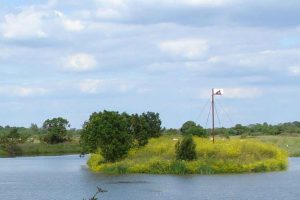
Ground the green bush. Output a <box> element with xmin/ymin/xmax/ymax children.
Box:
<box><xmin>175</xmin><ymin>135</ymin><xmax>197</xmax><ymax>161</ymax></box>
<box><xmin>180</xmin><ymin>121</ymin><xmax>207</xmax><ymax>137</ymax></box>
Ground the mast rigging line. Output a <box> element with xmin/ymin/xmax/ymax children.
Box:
<box><xmin>195</xmin><ymin>98</ymin><xmax>211</xmax><ymax>125</ymax></box>
<box><xmin>205</xmin><ymin>103</ymin><xmax>212</xmax><ymax>130</ymax></box>
<box><xmin>215</xmin><ymin>100</ymin><xmax>235</xmax><ymax>126</ymax></box>
<box><xmin>214</xmin><ymin>102</ymin><xmax>223</xmax><ymax>128</ymax></box>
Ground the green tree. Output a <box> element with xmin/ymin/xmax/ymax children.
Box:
<box><xmin>141</xmin><ymin>112</ymin><xmax>162</xmax><ymax>138</ymax></box>
<box><xmin>180</xmin><ymin>121</ymin><xmax>207</xmax><ymax>137</ymax></box>
<box><xmin>187</xmin><ymin>126</ymin><xmax>208</xmax><ymax>137</ymax></box>
<box><xmin>43</xmin><ymin>117</ymin><xmax>70</xmax><ymax>144</ymax></box>
<box><xmin>180</xmin><ymin>121</ymin><xmax>197</xmax><ymax>134</ymax></box>
<box><xmin>81</xmin><ymin>111</ymin><xmax>133</xmax><ymax>162</ymax></box>
<box><xmin>30</xmin><ymin>123</ymin><xmax>40</xmax><ymax>134</ymax></box>
<box><xmin>0</xmin><ymin>129</ymin><xmax>22</xmax><ymax>157</ymax></box>
<box><xmin>175</xmin><ymin>135</ymin><xmax>197</xmax><ymax>161</ymax></box>
<box><xmin>232</xmin><ymin>124</ymin><xmax>248</xmax><ymax>135</ymax></box>
<box><xmin>130</xmin><ymin>114</ymin><xmax>149</xmax><ymax>146</ymax></box>
<box><xmin>7</xmin><ymin>128</ymin><xmax>20</xmax><ymax>139</ymax></box>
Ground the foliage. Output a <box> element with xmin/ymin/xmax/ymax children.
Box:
<box><xmin>141</xmin><ymin>112</ymin><xmax>162</xmax><ymax>138</ymax></box>
<box><xmin>81</xmin><ymin>110</ymin><xmax>133</xmax><ymax>162</ymax></box>
<box><xmin>0</xmin><ymin>128</ymin><xmax>23</xmax><ymax>157</ymax></box>
<box><xmin>175</xmin><ymin>135</ymin><xmax>197</xmax><ymax>161</ymax></box>
<box><xmin>18</xmin><ymin>142</ymin><xmax>82</xmax><ymax>156</ymax></box>
<box><xmin>88</xmin><ymin>135</ymin><xmax>288</xmax><ymax>174</ymax></box>
<box><xmin>226</xmin><ymin>121</ymin><xmax>300</xmax><ymax>136</ymax></box>
<box><xmin>162</xmin><ymin>128</ymin><xmax>180</xmax><ymax>135</ymax></box>
<box><xmin>251</xmin><ymin>135</ymin><xmax>300</xmax><ymax>157</ymax></box>
<box><xmin>129</xmin><ymin>114</ymin><xmax>149</xmax><ymax>146</ymax></box>
<box><xmin>0</xmin><ymin>123</ymin><xmax>81</xmax><ymax>157</ymax></box>
<box><xmin>180</xmin><ymin>121</ymin><xmax>197</xmax><ymax>134</ymax></box>
<box><xmin>81</xmin><ymin>110</ymin><xmax>162</xmax><ymax>162</ymax></box>
<box><xmin>7</xmin><ymin>128</ymin><xmax>20</xmax><ymax>139</ymax></box>
<box><xmin>43</xmin><ymin>117</ymin><xmax>70</xmax><ymax>144</ymax></box>
<box><xmin>30</xmin><ymin>123</ymin><xmax>40</xmax><ymax>134</ymax></box>
<box><xmin>180</xmin><ymin>121</ymin><xmax>207</xmax><ymax>137</ymax></box>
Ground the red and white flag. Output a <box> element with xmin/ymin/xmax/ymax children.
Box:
<box><xmin>213</xmin><ymin>88</ymin><xmax>224</xmax><ymax>95</ymax></box>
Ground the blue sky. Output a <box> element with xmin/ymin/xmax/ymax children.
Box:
<box><xmin>0</xmin><ymin>0</ymin><xmax>300</xmax><ymax>128</ymax></box>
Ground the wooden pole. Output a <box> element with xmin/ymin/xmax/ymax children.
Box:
<box><xmin>212</xmin><ymin>88</ymin><xmax>215</xmax><ymax>143</ymax></box>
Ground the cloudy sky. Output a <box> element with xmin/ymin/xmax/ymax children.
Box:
<box><xmin>0</xmin><ymin>0</ymin><xmax>300</xmax><ymax>128</ymax></box>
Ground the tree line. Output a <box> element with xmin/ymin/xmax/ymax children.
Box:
<box><xmin>1</xmin><ymin>110</ymin><xmax>300</xmax><ymax>158</ymax></box>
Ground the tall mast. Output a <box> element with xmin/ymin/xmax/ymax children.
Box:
<box><xmin>211</xmin><ymin>88</ymin><xmax>215</xmax><ymax>143</ymax></box>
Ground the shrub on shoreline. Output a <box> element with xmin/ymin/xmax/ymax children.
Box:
<box><xmin>175</xmin><ymin>135</ymin><xmax>197</xmax><ymax>161</ymax></box>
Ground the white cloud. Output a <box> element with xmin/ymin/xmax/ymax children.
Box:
<box><xmin>159</xmin><ymin>38</ymin><xmax>209</xmax><ymax>59</ymax></box>
<box><xmin>54</xmin><ymin>10</ymin><xmax>85</xmax><ymax>31</ymax></box>
<box><xmin>79</xmin><ymin>79</ymin><xmax>105</xmax><ymax>93</ymax></box>
<box><xmin>94</xmin><ymin>0</ymin><xmax>231</xmax><ymax>7</ymax></box>
<box><xmin>94</xmin><ymin>0</ymin><xmax>127</xmax><ymax>7</ymax></box>
<box><xmin>184</xmin><ymin>61</ymin><xmax>208</xmax><ymax>71</ymax></box>
<box><xmin>240</xmin><ymin>75</ymin><xmax>271</xmax><ymax>83</ymax></box>
<box><xmin>0</xmin><ymin>86</ymin><xmax>47</xmax><ymax>97</ymax></box>
<box><xmin>2</xmin><ymin>8</ymin><xmax>47</xmax><ymax>39</ymax></box>
<box><xmin>1</xmin><ymin>7</ymin><xmax>85</xmax><ymax>39</ymax></box>
<box><xmin>96</xmin><ymin>8</ymin><xmax>122</xmax><ymax>19</ymax></box>
<box><xmin>79</xmin><ymin>79</ymin><xmax>133</xmax><ymax>94</ymax></box>
<box><xmin>62</xmin><ymin>18</ymin><xmax>84</xmax><ymax>31</ymax></box>
<box><xmin>289</xmin><ymin>66</ymin><xmax>300</xmax><ymax>76</ymax></box>
<box><xmin>193</xmin><ymin>49</ymin><xmax>300</xmax><ymax>74</ymax></box>
<box><xmin>93</xmin><ymin>0</ymin><xmax>127</xmax><ymax>20</ymax></box>
<box><xmin>162</xmin><ymin>0</ymin><xmax>232</xmax><ymax>6</ymax></box>
<box><xmin>222</xmin><ymin>88</ymin><xmax>262</xmax><ymax>99</ymax></box>
<box><xmin>63</xmin><ymin>53</ymin><xmax>97</xmax><ymax>72</ymax></box>
<box><xmin>145</xmin><ymin>62</ymin><xmax>180</xmax><ymax>72</ymax></box>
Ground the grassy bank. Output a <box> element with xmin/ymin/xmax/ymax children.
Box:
<box><xmin>88</xmin><ymin>135</ymin><xmax>287</xmax><ymax>174</ymax></box>
<box><xmin>250</xmin><ymin>135</ymin><xmax>300</xmax><ymax>157</ymax></box>
<box><xmin>0</xmin><ymin>142</ymin><xmax>82</xmax><ymax>157</ymax></box>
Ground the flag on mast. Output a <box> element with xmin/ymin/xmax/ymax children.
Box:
<box><xmin>213</xmin><ymin>88</ymin><xmax>224</xmax><ymax>95</ymax></box>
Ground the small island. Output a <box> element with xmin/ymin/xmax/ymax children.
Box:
<box><xmin>88</xmin><ymin>135</ymin><xmax>287</xmax><ymax>174</ymax></box>
<box><xmin>81</xmin><ymin>111</ymin><xmax>288</xmax><ymax>175</ymax></box>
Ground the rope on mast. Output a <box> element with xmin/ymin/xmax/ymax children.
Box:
<box><xmin>215</xmin><ymin>100</ymin><xmax>235</xmax><ymax>126</ymax></box>
<box><xmin>195</xmin><ymin>98</ymin><xmax>211</xmax><ymax>125</ymax></box>
<box><xmin>205</xmin><ymin>103</ymin><xmax>212</xmax><ymax>130</ymax></box>
<box><xmin>214</xmin><ymin>101</ymin><xmax>223</xmax><ymax>128</ymax></box>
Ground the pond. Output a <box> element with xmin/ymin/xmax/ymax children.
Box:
<box><xmin>0</xmin><ymin>155</ymin><xmax>299</xmax><ymax>200</ymax></box>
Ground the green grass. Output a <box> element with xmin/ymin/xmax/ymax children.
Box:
<box><xmin>249</xmin><ymin>135</ymin><xmax>300</xmax><ymax>157</ymax></box>
<box><xmin>88</xmin><ymin>135</ymin><xmax>288</xmax><ymax>175</ymax></box>
<box><xmin>0</xmin><ymin>141</ymin><xmax>82</xmax><ymax>157</ymax></box>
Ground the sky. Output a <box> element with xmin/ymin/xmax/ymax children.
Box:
<box><xmin>0</xmin><ymin>0</ymin><xmax>300</xmax><ymax>129</ymax></box>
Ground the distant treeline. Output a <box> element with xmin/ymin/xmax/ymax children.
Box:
<box><xmin>0</xmin><ymin>110</ymin><xmax>299</xmax><ymax>158</ymax></box>
<box><xmin>164</xmin><ymin>121</ymin><xmax>300</xmax><ymax>136</ymax></box>
<box><xmin>0</xmin><ymin>121</ymin><xmax>81</xmax><ymax>157</ymax></box>
<box><xmin>218</xmin><ymin>121</ymin><xmax>300</xmax><ymax>136</ymax></box>
<box><xmin>0</xmin><ymin>124</ymin><xmax>80</xmax><ymax>138</ymax></box>
<box><xmin>1</xmin><ymin>120</ymin><xmax>300</xmax><ymax>139</ymax></box>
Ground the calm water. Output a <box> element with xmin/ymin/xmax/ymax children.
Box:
<box><xmin>0</xmin><ymin>156</ymin><xmax>299</xmax><ymax>200</ymax></box>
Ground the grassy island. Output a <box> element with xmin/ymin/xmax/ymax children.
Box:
<box><xmin>88</xmin><ymin>135</ymin><xmax>288</xmax><ymax>174</ymax></box>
